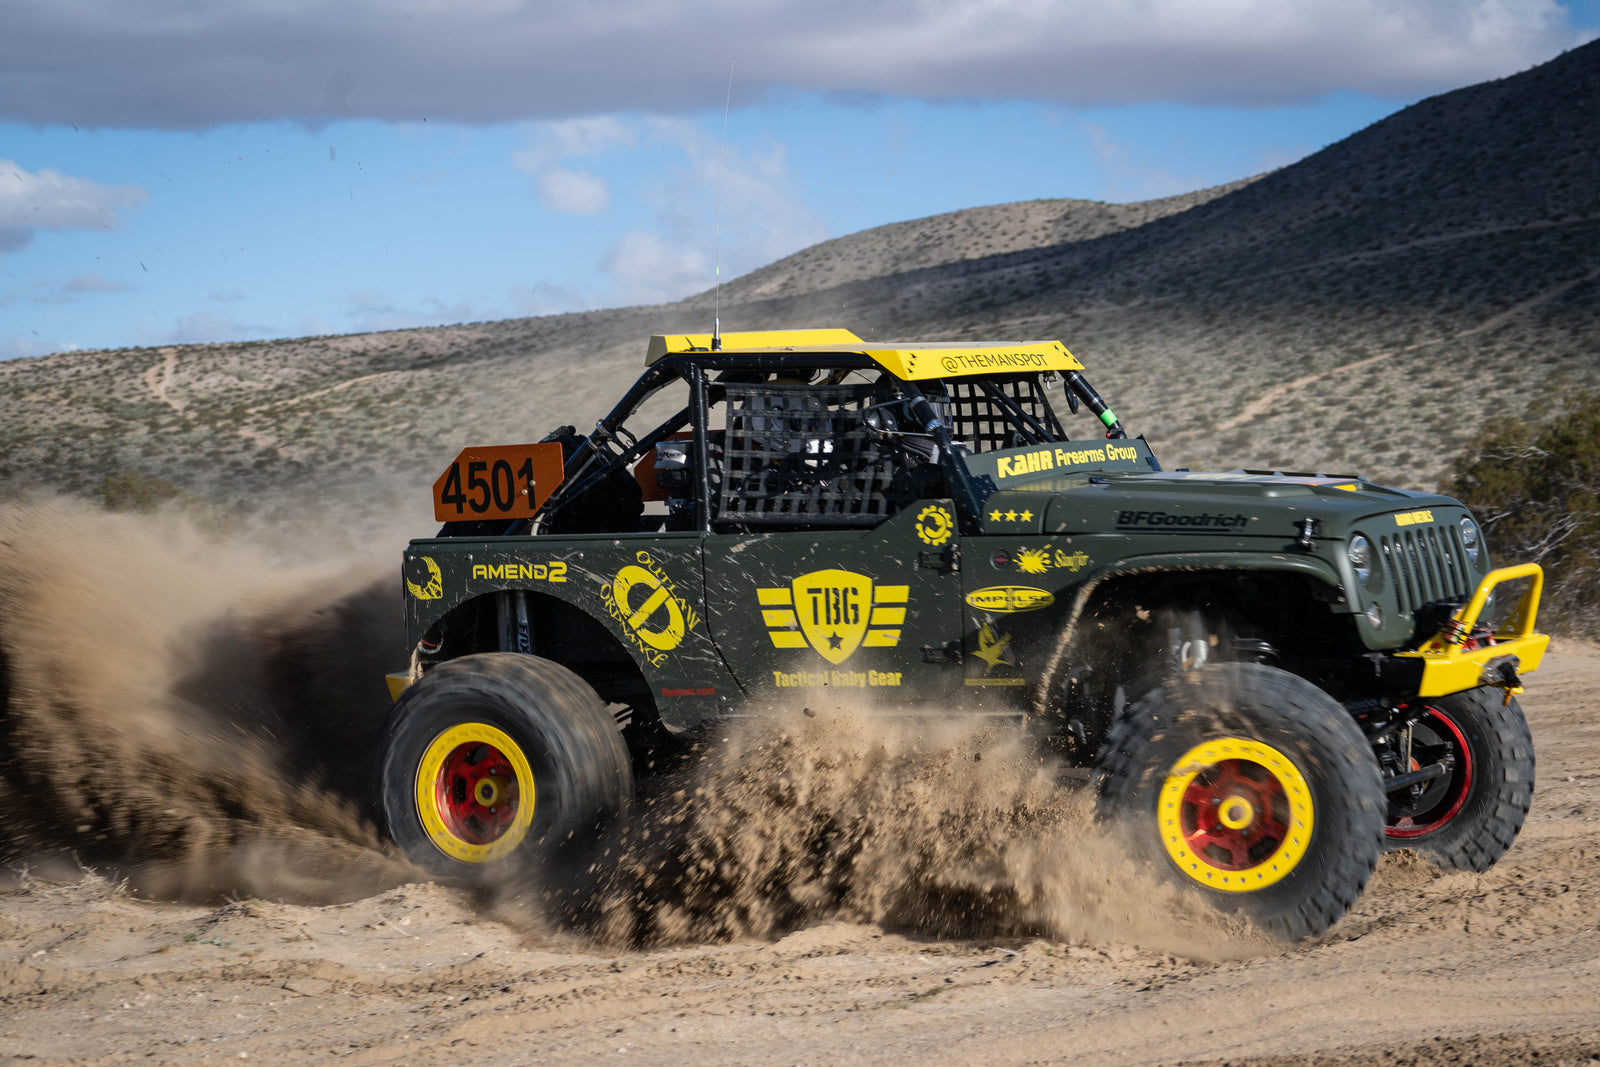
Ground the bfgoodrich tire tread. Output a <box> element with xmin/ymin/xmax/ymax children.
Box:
<box><xmin>1096</xmin><ymin>662</ymin><xmax>1385</xmax><ymax>941</ymax></box>
<box><xmin>376</xmin><ymin>653</ymin><xmax>633</xmax><ymax>877</ymax></box>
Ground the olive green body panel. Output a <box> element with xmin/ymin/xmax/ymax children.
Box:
<box><xmin>404</xmin><ymin>534</ymin><xmax>741</xmax><ymax>727</ymax></box>
<box><xmin>702</xmin><ymin>503</ymin><xmax>964</xmax><ymax>702</ymax></box>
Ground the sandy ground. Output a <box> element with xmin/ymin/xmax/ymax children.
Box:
<box><xmin>2</xmin><ymin>640</ymin><xmax>1598</xmax><ymax>1066</ymax></box>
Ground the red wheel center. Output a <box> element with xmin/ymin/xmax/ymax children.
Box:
<box><xmin>1180</xmin><ymin>759</ymin><xmax>1291</xmax><ymax>871</ymax></box>
<box><xmin>1386</xmin><ymin>707</ymin><xmax>1473</xmax><ymax>838</ymax></box>
<box><xmin>434</xmin><ymin>742</ymin><xmax>521</xmax><ymax>845</ymax></box>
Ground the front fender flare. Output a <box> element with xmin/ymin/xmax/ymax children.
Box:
<box><xmin>1031</xmin><ymin>552</ymin><xmax>1347</xmax><ymax>715</ymax></box>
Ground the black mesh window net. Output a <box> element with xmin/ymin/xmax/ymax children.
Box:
<box><xmin>717</xmin><ymin>382</ymin><xmax>898</xmax><ymax>526</ymax></box>
<box><xmin>944</xmin><ymin>377</ymin><xmax>1061</xmax><ymax>453</ymax></box>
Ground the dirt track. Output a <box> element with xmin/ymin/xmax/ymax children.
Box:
<box><xmin>2</xmin><ymin>639</ymin><xmax>1599</xmax><ymax>1065</ymax></box>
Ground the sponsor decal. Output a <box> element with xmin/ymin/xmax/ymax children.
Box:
<box><xmin>1115</xmin><ymin>510</ymin><xmax>1249</xmax><ymax>531</ymax></box>
<box><xmin>964</xmin><ymin>586</ymin><xmax>1055</xmax><ymax>613</ymax></box>
<box><xmin>1394</xmin><ymin>509</ymin><xmax>1435</xmax><ymax>526</ymax></box>
<box><xmin>470</xmin><ymin>561</ymin><xmax>568</xmax><ymax>582</ymax></box>
<box><xmin>939</xmin><ymin>351</ymin><xmax>1051</xmax><ymax>374</ymax></box>
<box><xmin>601</xmin><ymin>550</ymin><xmax>701</xmax><ymax>667</ymax></box>
<box><xmin>916</xmin><ymin>504</ymin><xmax>955</xmax><ymax>546</ymax></box>
<box><xmin>995</xmin><ymin>443</ymin><xmax>1140</xmax><ymax>478</ymax></box>
<box><xmin>771</xmin><ymin>669</ymin><xmax>903</xmax><ymax>689</ymax></box>
<box><xmin>1012</xmin><ymin>545</ymin><xmax>1092</xmax><ymax>574</ymax></box>
<box><xmin>406</xmin><ymin>556</ymin><xmax>444</xmax><ymax>601</ymax></box>
<box><xmin>1055</xmin><ymin>548</ymin><xmax>1090</xmax><ymax>572</ymax></box>
<box><xmin>1015</xmin><ymin>546</ymin><xmax>1050</xmax><ymax>575</ymax></box>
<box><xmin>972</xmin><ymin>621</ymin><xmax>1014</xmax><ymax>676</ymax></box>
<box><xmin>758</xmin><ymin>569</ymin><xmax>909</xmax><ymax>665</ymax></box>
<box><xmin>661</xmin><ymin>686</ymin><xmax>716</xmax><ymax>697</ymax></box>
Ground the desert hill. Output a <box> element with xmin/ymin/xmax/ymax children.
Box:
<box><xmin>1</xmin><ymin>40</ymin><xmax>1596</xmax><ymax>522</ymax></box>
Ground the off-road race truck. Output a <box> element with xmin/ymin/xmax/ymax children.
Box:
<box><xmin>377</xmin><ymin>328</ymin><xmax>1548</xmax><ymax>939</ymax></box>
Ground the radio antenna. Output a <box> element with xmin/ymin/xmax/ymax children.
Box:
<box><xmin>712</xmin><ymin>59</ymin><xmax>733</xmax><ymax>351</ymax></box>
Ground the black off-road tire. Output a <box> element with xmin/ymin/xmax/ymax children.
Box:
<box><xmin>1096</xmin><ymin>662</ymin><xmax>1384</xmax><ymax>941</ymax></box>
<box><xmin>376</xmin><ymin>653</ymin><xmax>633</xmax><ymax>878</ymax></box>
<box><xmin>1383</xmin><ymin>687</ymin><xmax>1534</xmax><ymax>872</ymax></box>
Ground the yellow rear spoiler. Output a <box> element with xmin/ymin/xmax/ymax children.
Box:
<box><xmin>1397</xmin><ymin>563</ymin><xmax>1549</xmax><ymax>699</ymax></box>
<box><xmin>645</xmin><ymin>330</ymin><xmax>1083</xmax><ymax>380</ymax></box>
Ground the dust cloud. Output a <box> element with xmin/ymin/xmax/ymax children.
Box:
<box><xmin>0</xmin><ymin>496</ymin><xmax>412</xmax><ymax>902</ymax></box>
<box><xmin>537</xmin><ymin>706</ymin><xmax>1250</xmax><ymax>955</ymax></box>
<box><xmin>0</xmin><ymin>496</ymin><xmax>1244</xmax><ymax>954</ymax></box>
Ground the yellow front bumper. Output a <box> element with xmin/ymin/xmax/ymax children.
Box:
<box><xmin>1395</xmin><ymin>563</ymin><xmax>1549</xmax><ymax>699</ymax></box>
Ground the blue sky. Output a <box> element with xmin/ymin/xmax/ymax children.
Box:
<box><xmin>2</xmin><ymin>1</ymin><xmax>1596</xmax><ymax>359</ymax></box>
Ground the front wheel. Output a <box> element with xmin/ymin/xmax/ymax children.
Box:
<box><xmin>1382</xmin><ymin>688</ymin><xmax>1534</xmax><ymax>871</ymax></box>
<box><xmin>1096</xmin><ymin>663</ymin><xmax>1384</xmax><ymax>940</ymax></box>
<box><xmin>376</xmin><ymin>653</ymin><xmax>633</xmax><ymax>878</ymax></box>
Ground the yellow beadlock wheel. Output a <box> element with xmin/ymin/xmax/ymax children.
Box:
<box><xmin>1158</xmin><ymin>737</ymin><xmax>1314</xmax><ymax>892</ymax></box>
<box><xmin>415</xmin><ymin>722</ymin><xmax>537</xmax><ymax>864</ymax></box>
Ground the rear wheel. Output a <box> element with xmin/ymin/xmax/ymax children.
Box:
<box><xmin>1096</xmin><ymin>662</ymin><xmax>1384</xmax><ymax>940</ymax></box>
<box><xmin>1382</xmin><ymin>688</ymin><xmax>1533</xmax><ymax>871</ymax></box>
<box><xmin>376</xmin><ymin>653</ymin><xmax>633</xmax><ymax>877</ymax></box>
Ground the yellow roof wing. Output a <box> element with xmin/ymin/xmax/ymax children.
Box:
<box><xmin>645</xmin><ymin>332</ymin><xmax>1083</xmax><ymax>379</ymax></box>
<box><xmin>646</xmin><ymin>329</ymin><xmax>863</xmax><ymax>363</ymax></box>
<box><xmin>863</xmin><ymin>340</ymin><xmax>1081</xmax><ymax>379</ymax></box>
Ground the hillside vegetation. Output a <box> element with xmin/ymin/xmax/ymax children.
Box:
<box><xmin>1</xmin><ymin>41</ymin><xmax>1596</xmax><ymax>528</ymax></box>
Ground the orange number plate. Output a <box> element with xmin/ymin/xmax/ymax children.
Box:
<box><xmin>432</xmin><ymin>443</ymin><xmax>566</xmax><ymax>523</ymax></box>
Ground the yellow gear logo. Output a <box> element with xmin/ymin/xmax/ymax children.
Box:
<box><xmin>915</xmin><ymin>504</ymin><xmax>954</xmax><ymax>546</ymax></box>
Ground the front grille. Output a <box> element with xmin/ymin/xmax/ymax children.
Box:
<box><xmin>1379</xmin><ymin>522</ymin><xmax>1473</xmax><ymax>614</ymax></box>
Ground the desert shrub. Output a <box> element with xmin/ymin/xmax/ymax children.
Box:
<box><xmin>1443</xmin><ymin>388</ymin><xmax>1600</xmax><ymax>635</ymax></box>
<box><xmin>99</xmin><ymin>469</ymin><xmax>183</xmax><ymax>512</ymax></box>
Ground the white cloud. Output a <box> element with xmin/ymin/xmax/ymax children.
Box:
<box><xmin>514</xmin><ymin>117</ymin><xmax>635</xmax><ymax>215</ymax></box>
<box><xmin>0</xmin><ymin>160</ymin><xmax>146</xmax><ymax>252</ymax></box>
<box><xmin>535</xmin><ymin>167</ymin><xmax>610</xmax><ymax>216</ymax></box>
<box><xmin>64</xmin><ymin>272</ymin><xmax>129</xmax><ymax>294</ymax></box>
<box><xmin>0</xmin><ymin>271</ymin><xmax>131</xmax><ymax>307</ymax></box>
<box><xmin>0</xmin><ymin>334</ymin><xmax>77</xmax><ymax>360</ymax></box>
<box><xmin>601</xmin><ymin>230</ymin><xmax>713</xmax><ymax>307</ymax></box>
<box><xmin>511</xmin><ymin>114</ymin><xmax>827</xmax><ymax>305</ymax></box>
<box><xmin>343</xmin><ymin>290</ymin><xmax>483</xmax><ymax>333</ymax></box>
<box><xmin>0</xmin><ymin>1</ymin><xmax>1588</xmax><ymax>127</ymax></box>
<box><xmin>1083</xmin><ymin>123</ymin><xmax>1195</xmax><ymax>201</ymax></box>
<box><xmin>162</xmin><ymin>310</ymin><xmax>262</xmax><ymax>345</ymax></box>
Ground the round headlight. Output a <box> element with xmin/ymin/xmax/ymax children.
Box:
<box><xmin>1460</xmin><ymin>516</ymin><xmax>1480</xmax><ymax>563</ymax></box>
<box><xmin>1348</xmin><ymin>534</ymin><xmax>1373</xmax><ymax>584</ymax></box>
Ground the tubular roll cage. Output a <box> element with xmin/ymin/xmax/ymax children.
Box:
<box><xmin>534</xmin><ymin>350</ymin><xmax>1117</xmax><ymax>538</ymax></box>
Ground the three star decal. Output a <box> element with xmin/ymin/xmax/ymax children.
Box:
<box><xmin>987</xmin><ymin>508</ymin><xmax>1034</xmax><ymax>522</ymax></box>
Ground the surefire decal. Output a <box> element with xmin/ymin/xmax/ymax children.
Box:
<box><xmin>1395</xmin><ymin>510</ymin><xmax>1435</xmax><ymax>526</ymax></box>
<box><xmin>1008</xmin><ymin>545</ymin><xmax>1091</xmax><ymax>574</ymax></box>
<box><xmin>1015</xmin><ymin>546</ymin><xmax>1050</xmax><ymax>574</ymax></box>
<box><xmin>602</xmin><ymin>550</ymin><xmax>701</xmax><ymax>667</ymax></box>
<box><xmin>915</xmin><ymin>504</ymin><xmax>955</xmax><ymax>546</ymax></box>
<box><xmin>964</xmin><ymin>586</ymin><xmax>1055</xmax><ymax>613</ymax></box>
<box><xmin>758</xmin><ymin>569</ymin><xmax>908</xmax><ymax>665</ymax></box>
<box><xmin>406</xmin><ymin>556</ymin><xmax>443</xmax><ymax>601</ymax></box>
<box><xmin>471</xmin><ymin>561</ymin><xmax>568</xmax><ymax>582</ymax></box>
